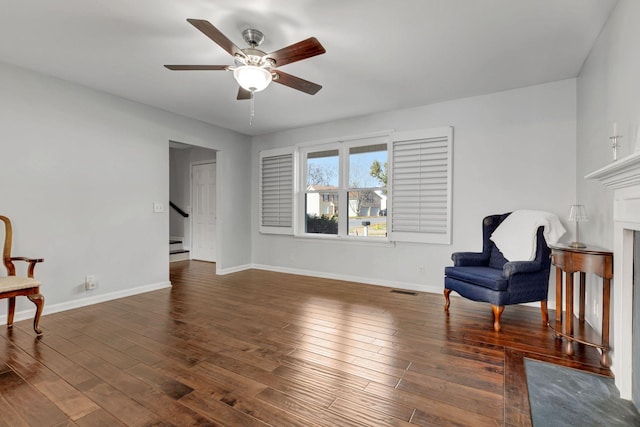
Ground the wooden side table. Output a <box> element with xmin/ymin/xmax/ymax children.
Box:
<box><xmin>548</xmin><ymin>244</ymin><xmax>613</xmax><ymax>367</ymax></box>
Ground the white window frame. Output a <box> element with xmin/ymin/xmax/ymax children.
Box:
<box><xmin>259</xmin><ymin>146</ymin><xmax>295</xmax><ymax>235</ymax></box>
<box><xmin>388</xmin><ymin>126</ymin><xmax>453</xmax><ymax>244</ymax></box>
<box><xmin>297</xmin><ymin>134</ymin><xmax>390</xmax><ymax>240</ymax></box>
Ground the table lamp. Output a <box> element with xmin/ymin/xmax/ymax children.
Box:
<box><xmin>568</xmin><ymin>204</ymin><xmax>588</xmax><ymax>248</ymax></box>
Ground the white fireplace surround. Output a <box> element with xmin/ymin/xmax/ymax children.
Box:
<box><xmin>586</xmin><ymin>151</ymin><xmax>640</xmax><ymax>400</ymax></box>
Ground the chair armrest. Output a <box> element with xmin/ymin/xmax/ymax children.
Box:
<box><xmin>10</xmin><ymin>257</ymin><xmax>44</xmax><ymax>263</ymax></box>
<box><xmin>451</xmin><ymin>252</ymin><xmax>489</xmax><ymax>266</ymax></box>
<box><xmin>8</xmin><ymin>257</ymin><xmax>44</xmax><ymax>278</ymax></box>
<box><xmin>503</xmin><ymin>260</ymin><xmax>541</xmax><ymax>279</ymax></box>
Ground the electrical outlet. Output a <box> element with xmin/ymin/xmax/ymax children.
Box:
<box><xmin>418</xmin><ymin>266</ymin><xmax>425</xmax><ymax>273</ymax></box>
<box><xmin>85</xmin><ymin>275</ymin><xmax>97</xmax><ymax>291</ymax></box>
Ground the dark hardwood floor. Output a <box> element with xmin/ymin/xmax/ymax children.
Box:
<box><xmin>0</xmin><ymin>260</ymin><xmax>610</xmax><ymax>426</ymax></box>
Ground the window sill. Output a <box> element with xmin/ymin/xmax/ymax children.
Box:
<box><xmin>294</xmin><ymin>233</ymin><xmax>396</xmax><ymax>248</ymax></box>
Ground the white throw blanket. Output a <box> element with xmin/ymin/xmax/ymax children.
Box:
<box><xmin>490</xmin><ymin>210</ymin><xmax>566</xmax><ymax>261</ymax></box>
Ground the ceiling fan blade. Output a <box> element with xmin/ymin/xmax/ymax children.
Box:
<box><xmin>164</xmin><ymin>65</ymin><xmax>229</xmax><ymax>71</ymax></box>
<box><xmin>237</xmin><ymin>87</ymin><xmax>252</xmax><ymax>100</ymax></box>
<box><xmin>273</xmin><ymin>70</ymin><xmax>322</xmax><ymax>95</ymax></box>
<box><xmin>266</xmin><ymin>37</ymin><xmax>326</xmax><ymax>67</ymax></box>
<box><xmin>186</xmin><ymin>18</ymin><xmax>245</xmax><ymax>59</ymax></box>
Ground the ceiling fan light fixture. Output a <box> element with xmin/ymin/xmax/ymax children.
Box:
<box><xmin>233</xmin><ymin>65</ymin><xmax>272</xmax><ymax>92</ymax></box>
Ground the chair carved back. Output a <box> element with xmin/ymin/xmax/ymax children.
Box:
<box><xmin>0</xmin><ymin>215</ymin><xmax>16</xmax><ymax>275</ymax></box>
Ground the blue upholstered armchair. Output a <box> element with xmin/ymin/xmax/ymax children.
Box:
<box><xmin>444</xmin><ymin>213</ymin><xmax>551</xmax><ymax>332</ymax></box>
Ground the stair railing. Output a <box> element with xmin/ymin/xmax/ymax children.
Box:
<box><xmin>169</xmin><ymin>201</ymin><xmax>189</xmax><ymax>218</ymax></box>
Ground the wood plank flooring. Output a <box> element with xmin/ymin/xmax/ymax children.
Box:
<box><xmin>0</xmin><ymin>260</ymin><xmax>610</xmax><ymax>426</ymax></box>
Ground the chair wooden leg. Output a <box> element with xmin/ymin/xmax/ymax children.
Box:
<box><xmin>540</xmin><ymin>299</ymin><xmax>549</xmax><ymax>325</ymax></box>
<box><xmin>444</xmin><ymin>289</ymin><xmax>452</xmax><ymax>312</ymax></box>
<box><xmin>7</xmin><ymin>297</ymin><xmax>16</xmax><ymax>328</ymax></box>
<box><xmin>27</xmin><ymin>293</ymin><xmax>44</xmax><ymax>335</ymax></box>
<box><xmin>491</xmin><ymin>305</ymin><xmax>504</xmax><ymax>332</ymax></box>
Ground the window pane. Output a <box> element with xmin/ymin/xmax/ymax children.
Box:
<box><xmin>305</xmin><ymin>192</ymin><xmax>338</xmax><ymax>234</ymax></box>
<box><xmin>348</xmin><ymin>190</ymin><xmax>387</xmax><ymax>237</ymax></box>
<box><xmin>348</xmin><ymin>144</ymin><xmax>387</xmax><ymax>237</ymax></box>
<box><xmin>349</xmin><ymin>144</ymin><xmax>387</xmax><ymax>189</ymax></box>
<box><xmin>307</xmin><ymin>149</ymin><xmax>339</xmax><ymax>187</ymax></box>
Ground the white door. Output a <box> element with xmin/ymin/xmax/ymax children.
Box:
<box><xmin>191</xmin><ymin>162</ymin><xmax>216</xmax><ymax>261</ymax></box>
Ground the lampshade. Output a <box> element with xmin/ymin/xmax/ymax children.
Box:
<box><xmin>233</xmin><ymin>65</ymin><xmax>272</xmax><ymax>92</ymax></box>
<box><xmin>568</xmin><ymin>204</ymin><xmax>588</xmax><ymax>222</ymax></box>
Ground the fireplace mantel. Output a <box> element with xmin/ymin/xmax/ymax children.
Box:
<box><xmin>585</xmin><ymin>151</ymin><xmax>640</xmax><ymax>401</ymax></box>
<box><xmin>585</xmin><ymin>151</ymin><xmax>640</xmax><ymax>189</ymax></box>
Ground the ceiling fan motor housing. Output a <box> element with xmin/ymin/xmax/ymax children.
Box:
<box><xmin>242</xmin><ymin>28</ymin><xmax>265</xmax><ymax>47</ymax></box>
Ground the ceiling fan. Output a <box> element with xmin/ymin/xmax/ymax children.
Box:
<box><xmin>165</xmin><ymin>19</ymin><xmax>326</xmax><ymax>100</ymax></box>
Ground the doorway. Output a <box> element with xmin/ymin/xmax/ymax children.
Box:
<box><xmin>191</xmin><ymin>162</ymin><xmax>217</xmax><ymax>262</ymax></box>
<box><xmin>169</xmin><ymin>143</ymin><xmax>217</xmax><ymax>263</ymax></box>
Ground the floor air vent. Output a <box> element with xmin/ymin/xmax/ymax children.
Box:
<box><xmin>390</xmin><ymin>289</ymin><xmax>418</xmax><ymax>296</ymax></box>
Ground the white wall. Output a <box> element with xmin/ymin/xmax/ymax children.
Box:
<box><xmin>0</xmin><ymin>61</ymin><xmax>251</xmax><ymax>322</ymax></box>
<box><xmin>577</xmin><ymin>0</ymin><xmax>640</xmax><ymax>373</ymax></box>
<box><xmin>578</xmin><ymin>0</ymin><xmax>640</xmax><ymax>251</ymax></box>
<box><xmin>252</xmin><ymin>79</ymin><xmax>577</xmax><ymax>295</ymax></box>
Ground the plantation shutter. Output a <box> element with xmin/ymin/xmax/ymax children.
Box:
<box><xmin>389</xmin><ymin>127</ymin><xmax>453</xmax><ymax>244</ymax></box>
<box><xmin>260</xmin><ymin>147</ymin><xmax>294</xmax><ymax>235</ymax></box>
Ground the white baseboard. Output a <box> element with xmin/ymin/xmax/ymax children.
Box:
<box><xmin>0</xmin><ymin>281</ymin><xmax>172</xmax><ymax>326</ymax></box>
<box><xmin>216</xmin><ymin>263</ymin><xmax>252</xmax><ymax>275</ymax></box>
<box><xmin>250</xmin><ymin>263</ymin><xmax>442</xmax><ymax>294</ymax></box>
<box><xmin>249</xmin><ymin>263</ymin><xmax>556</xmax><ymax>309</ymax></box>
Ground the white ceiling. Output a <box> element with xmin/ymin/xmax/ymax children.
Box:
<box><xmin>0</xmin><ymin>0</ymin><xmax>618</xmax><ymax>136</ymax></box>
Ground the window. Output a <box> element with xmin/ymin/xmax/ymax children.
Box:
<box><xmin>259</xmin><ymin>127</ymin><xmax>453</xmax><ymax>244</ymax></box>
<box><xmin>259</xmin><ymin>147</ymin><xmax>294</xmax><ymax>235</ymax></box>
<box><xmin>300</xmin><ymin>136</ymin><xmax>388</xmax><ymax>239</ymax></box>
<box><xmin>389</xmin><ymin>127</ymin><xmax>453</xmax><ymax>244</ymax></box>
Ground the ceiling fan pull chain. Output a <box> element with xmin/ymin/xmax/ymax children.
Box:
<box><xmin>249</xmin><ymin>89</ymin><xmax>255</xmax><ymax>126</ymax></box>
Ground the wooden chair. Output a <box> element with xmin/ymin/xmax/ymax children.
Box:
<box><xmin>0</xmin><ymin>215</ymin><xmax>45</xmax><ymax>335</ymax></box>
